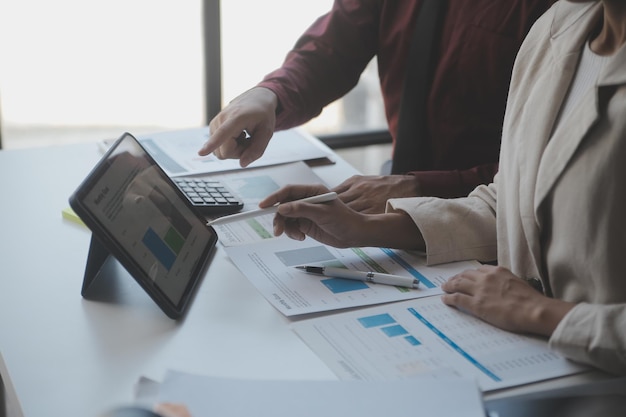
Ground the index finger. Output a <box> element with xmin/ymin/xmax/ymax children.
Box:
<box><xmin>442</xmin><ymin>268</ymin><xmax>482</xmax><ymax>292</ymax></box>
<box><xmin>198</xmin><ymin>119</ymin><xmax>246</xmax><ymax>156</ymax></box>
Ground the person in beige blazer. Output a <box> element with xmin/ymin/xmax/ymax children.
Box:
<box><xmin>259</xmin><ymin>0</ymin><xmax>626</xmax><ymax>375</ymax></box>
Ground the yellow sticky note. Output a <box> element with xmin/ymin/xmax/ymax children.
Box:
<box><xmin>62</xmin><ymin>207</ymin><xmax>86</xmax><ymax>227</ymax></box>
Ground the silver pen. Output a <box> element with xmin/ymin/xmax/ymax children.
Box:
<box><xmin>295</xmin><ymin>265</ymin><xmax>419</xmax><ymax>289</ymax></box>
<box><xmin>208</xmin><ymin>191</ymin><xmax>337</xmax><ymax>226</ymax></box>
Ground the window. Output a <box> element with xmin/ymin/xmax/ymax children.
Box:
<box><xmin>220</xmin><ymin>0</ymin><xmax>387</xmax><ymax>137</ymax></box>
<box><xmin>0</xmin><ymin>0</ymin><xmax>388</xmax><ymax>162</ymax></box>
<box><xmin>0</xmin><ymin>0</ymin><xmax>204</xmax><ymax>148</ymax></box>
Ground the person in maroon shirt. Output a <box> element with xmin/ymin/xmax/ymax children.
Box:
<box><xmin>198</xmin><ymin>0</ymin><xmax>555</xmax><ymax>213</ymax></box>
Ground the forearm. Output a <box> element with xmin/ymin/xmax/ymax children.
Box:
<box><xmin>408</xmin><ymin>162</ymin><xmax>499</xmax><ymax>198</ymax></box>
<box><xmin>257</xmin><ymin>2</ymin><xmax>377</xmax><ymax>130</ymax></box>
<box><xmin>524</xmin><ymin>297</ymin><xmax>576</xmax><ymax>337</ymax></box>
<box><xmin>362</xmin><ymin>212</ymin><xmax>426</xmax><ymax>251</ymax></box>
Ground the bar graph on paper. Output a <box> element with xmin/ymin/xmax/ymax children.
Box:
<box><xmin>292</xmin><ymin>296</ymin><xmax>589</xmax><ymax>391</ymax></box>
<box><xmin>224</xmin><ymin>237</ymin><xmax>479</xmax><ymax>316</ymax></box>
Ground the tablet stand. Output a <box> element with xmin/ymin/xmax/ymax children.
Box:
<box><xmin>81</xmin><ymin>233</ymin><xmax>127</xmax><ymax>302</ymax></box>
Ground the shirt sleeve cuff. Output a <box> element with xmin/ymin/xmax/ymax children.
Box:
<box><xmin>386</xmin><ymin>197</ymin><xmax>497</xmax><ymax>265</ymax></box>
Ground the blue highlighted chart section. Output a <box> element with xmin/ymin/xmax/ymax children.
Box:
<box><xmin>380</xmin><ymin>248</ymin><xmax>434</xmax><ymax>288</ymax></box>
<box><xmin>143</xmin><ymin>228</ymin><xmax>176</xmax><ymax>270</ymax></box>
<box><xmin>381</xmin><ymin>325</ymin><xmax>408</xmax><ymax>337</ymax></box>
<box><xmin>141</xmin><ymin>186</ymin><xmax>191</xmax><ymax>271</ymax></box>
<box><xmin>358</xmin><ymin>313</ymin><xmax>396</xmax><ymax>328</ymax></box>
<box><xmin>357</xmin><ymin>313</ymin><xmax>421</xmax><ymax>346</ymax></box>
<box><xmin>408</xmin><ymin>308</ymin><xmax>501</xmax><ymax>381</ymax></box>
<box><xmin>321</xmin><ymin>278</ymin><xmax>369</xmax><ymax>293</ymax></box>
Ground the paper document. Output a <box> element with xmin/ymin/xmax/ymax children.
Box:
<box><xmin>206</xmin><ymin>161</ymin><xmax>327</xmax><ymax>245</ymax></box>
<box><xmin>136</xmin><ymin>127</ymin><xmax>331</xmax><ymax>177</ymax></box>
<box><xmin>157</xmin><ymin>370</ymin><xmax>486</xmax><ymax>417</ymax></box>
<box><xmin>291</xmin><ymin>296</ymin><xmax>589</xmax><ymax>391</ymax></box>
<box><xmin>224</xmin><ymin>236</ymin><xmax>480</xmax><ymax>316</ymax></box>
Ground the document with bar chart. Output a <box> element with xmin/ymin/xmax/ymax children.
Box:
<box><xmin>224</xmin><ymin>236</ymin><xmax>479</xmax><ymax>316</ymax></box>
<box><xmin>291</xmin><ymin>296</ymin><xmax>589</xmax><ymax>391</ymax></box>
<box><xmin>208</xmin><ymin>161</ymin><xmax>327</xmax><ymax>246</ymax></box>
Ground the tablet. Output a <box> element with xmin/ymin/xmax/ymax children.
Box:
<box><xmin>69</xmin><ymin>132</ymin><xmax>218</xmax><ymax>319</ymax></box>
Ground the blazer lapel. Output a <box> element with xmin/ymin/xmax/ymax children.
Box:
<box><xmin>533</xmin><ymin>3</ymin><xmax>603</xmax><ymax>213</ymax></box>
<box><xmin>534</xmin><ymin>86</ymin><xmax>600</xmax><ymax>211</ymax></box>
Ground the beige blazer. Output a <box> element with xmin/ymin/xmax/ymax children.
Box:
<box><xmin>388</xmin><ymin>1</ymin><xmax>626</xmax><ymax>375</ymax></box>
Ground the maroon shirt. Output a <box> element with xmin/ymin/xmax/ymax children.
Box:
<box><xmin>258</xmin><ymin>0</ymin><xmax>555</xmax><ymax>197</ymax></box>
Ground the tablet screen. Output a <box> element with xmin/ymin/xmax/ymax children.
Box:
<box><xmin>71</xmin><ymin>133</ymin><xmax>216</xmax><ymax>316</ymax></box>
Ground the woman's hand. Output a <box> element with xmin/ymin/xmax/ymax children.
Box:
<box><xmin>441</xmin><ymin>265</ymin><xmax>575</xmax><ymax>336</ymax></box>
<box><xmin>259</xmin><ymin>184</ymin><xmax>425</xmax><ymax>250</ymax></box>
<box><xmin>259</xmin><ymin>184</ymin><xmax>372</xmax><ymax>247</ymax></box>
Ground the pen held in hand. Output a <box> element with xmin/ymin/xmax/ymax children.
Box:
<box><xmin>295</xmin><ymin>265</ymin><xmax>420</xmax><ymax>289</ymax></box>
<box><xmin>207</xmin><ymin>191</ymin><xmax>338</xmax><ymax>226</ymax></box>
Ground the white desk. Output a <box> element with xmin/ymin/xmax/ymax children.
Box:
<box><xmin>0</xmin><ymin>140</ymin><xmax>609</xmax><ymax>417</ymax></box>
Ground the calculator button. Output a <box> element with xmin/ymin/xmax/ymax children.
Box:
<box><xmin>175</xmin><ymin>177</ymin><xmax>243</xmax><ymax>215</ymax></box>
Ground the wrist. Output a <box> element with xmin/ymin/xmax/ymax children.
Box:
<box><xmin>402</xmin><ymin>174</ymin><xmax>422</xmax><ymax>197</ymax></box>
<box><xmin>253</xmin><ymin>86</ymin><xmax>280</xmax><ymax>114</ymax></box>
<box><xmin>528</xmin><ymin>298</ymin><xmax>576</xmax><ymax>336</ymax></box>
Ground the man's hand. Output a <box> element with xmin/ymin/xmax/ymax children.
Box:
<box><xmin>333</xmin><ymin>175</ymin><xmax>420</xmax><ymax>214</ymax></box>
<box><xmin>198</xmin><ymin>87</ymin><xmax>278</xmax><ymax>167</ymax></box>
